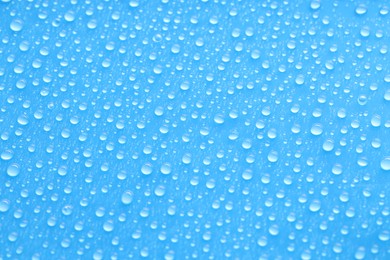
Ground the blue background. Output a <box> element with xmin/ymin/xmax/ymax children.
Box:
<box><xmin>0</xmin><ymin>0</ymin><xmax>389</xmax><ymax>259</ymax></box>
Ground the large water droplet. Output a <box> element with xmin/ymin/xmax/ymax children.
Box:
<box><xmin>380</xmin><ymin>157</ymin><xmax>390</xmax><ymax>171</ymax></box>
<box><xmin>121</xmin><ymin>191</ymin><xmax>133</xmax><ymax>205</ymax></box>
<box><xmin>7</xmin><ymin>163</ymin><xmax>20</xmax><ymax>177</ymax></box>
<box><xmin>309</xmin><ymin>200</ymin><xmax>321</xmax><ymax>212</ymax></box>
<box><xmin>355</xmin><ymin>4</ymin><xmax>367</xmax><ymax>15</ymax></box>
<box><xmin>1</xmin><ymin>150</ymin><xmax>14</xmax><ymax>160</ymax></box>
<box><xmin>141</xmin><ymin>163</ymin><xmax>153</xmax><ymax>175</ymax></box>
<box><xmin>10</xmin><ymin>19</ymin><xmax>24</xmax><ymax>32</ymax></box>
<box><xmin>0</xmin><ymin>199</ymin><xmax>10</xmax><ymax>212</ymax></box>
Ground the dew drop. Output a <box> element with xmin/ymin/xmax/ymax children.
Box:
<box><xmin>17</xmin><ymin>115</ymin><xmax>29</xmax><ymax>126</ymax></box>
<box><xmin>160</xmin><ymin>163</ymin><xmax>171</xmax><ymax>175</ymax></box>
<box><xmin>332</xmin><ymin>164</ymin><xmax>343</xmax><ymax>175</ymax></box>
<box><xmin>10</xmin><ymin>19</ymin><xmax>24</xmax><ymax>32</ymax></box>
<box><xmin>384</xmin><ymin>89</ymin><xmax>390</xmax><ymax>101</ymax></box>
<box><xmin>380</xmin><ymin>157</ymin><xmax>390</xmax><ymax>171</ymax></box>
<box><xmin>251</xmin><ymin>50</ymin><xmax>260</xmax><ymax>60</ymax></box>
<box><xmin>267</xmin><ymin>151</ymin><xmax>279</xmax><ymax>163</ymax></box>
<box><xmin>379</xmin><ymin>230</ymin><xmax>389</xmax><ymax>241</ymax></box>
<box><xmin>310</xmin><ymin>0</ymin><xmax>321</xmax><ymax>10</ymax></box>
<box><xmin>7</xmin><ymin>163</ymin><xmax>20</xmax><ymax>177</ymax></box>
<box><xmin>154</xmin><ymin>185</ymin><xmax>166</xmax><ymax>197</ymax></box>
<box><xmin>309</xmin><ymin>200</ymin><xmax>321</xmax><ymax>212</ymax></box>
<box><xmin>1</xmin><ymin>149</ymin><xmax>14</xmax><ymax>161</ymax></box>
<box><xmin>103</xmin><ymin>220</ymin><xmax>114</xmax><ymax>232</ymax></box>
<box><xmin>268</xmin><ymin>225</ymin><xmax>279</xmax><ymax>236</ymax></box>
<box><xmin>355</xmin><ymin>5</ymin><xmax>367</xmax><ymax>15</ymax></box>
<box><xmin>322</xmin><ymin>139</ymin><xmax>334</xmax><ymax>152</ymax></box>
<box><xmin>121</xmin><ymin>191</ymin><xmax>133</xmax><ymax>205</ymax></box>
<box><xmin>141</xmin><ymin>163</ymin><xmax>153</xmax><ymax>175</ymax></box>
<box><xmin>310</xmin><ymin>124</ymin><xmax>323</xmax><ymax>136</ymax></box>
<box><xmin>64</xmin><ymin>11</ymin><xmax>75</xmax><ymax>22</ymax></box>
<box><xmin>242</xmin><ymin>169</ymin><xmax>253</xmax><ymax>181</ymax></box>
<box><xmin>295</xmin><ymin>75</ymin><xmax>305</xmax><ymax>85</ymax></box>
<box><xmin>58</xmin><ymin>166</ymin><xmax>68</xmax><ymax>176</ymax></box>
<box><xmin>0</xmin><ymin>199</ymin><xmax>10</xmax><ymax>212</ymax></box>
<box><xmin>62</xmin><ymin>205</ymin><xmax>73</xmax><ymax>216</ymax></box>
<box><xmin>360</xmin><ymin>26</ymin><xmax>370</xmax><ymax>37</ymax></box>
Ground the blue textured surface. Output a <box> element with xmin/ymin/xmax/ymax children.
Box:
<box><xmin>0</xmin><ymin>0</ymin><xmax>390</xmax><ymax>259</ymax></box>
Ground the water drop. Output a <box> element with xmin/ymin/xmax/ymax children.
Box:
<box><xmin>355</xmin><ymin>5</ymin><xmax>367</xmax><ymax>15</ymax></box>
<box><xmin>242</xmin><ymin>169</ymin><xmax>253</xmax><ymax>180</ymax></box>
<box><xmin>309</xmin><ymin>200</ymin><xmax>321</xmax><ymax>212</ymax></box>
<box><xmin>360</xmin><ymin>26</ymin><xmax>370</xmax><ymax>37</ymax></box>
<box><xmin>0</xmin><ymin>199</ymin><xmax>10</xmax><ymax>212</ymax></box>
<box><xmin>384</xmin><ymin>89</ymin><xmax>390</xmax><ymax>101</ymax></box>
<box><xmin>268</xmin><ymin>225</ymin><xmax>279</xmax><ymax>236</ymax></box>
<box><xmin>10</xmin><ymin>19</ymin><xmax>24</xmax><ymax>32</ymax></box>
<box><xmin>332</xmin><ymin>164</ymin><xmax>343</xmax><ymax>175</ymax></box>
<box><xmin>154</xmin><ymin>185</ymin><xmax>166</xmax><ymax>197</ymax></box>
<box><xmin>268</xmin><ymin>151</ymin><xmax>279</xmax><ymax>163</ymax></box>
<box><xmin>103</xmin><ymin>220</ymin><xmax>114</xmax><ymax>232</ymax></box>
<box><xmin>310</xmin><ymin>124</ymin><xmax>323</xmax><ymax>136</ymax></box>
<box><xmin>1</xmin><ymin>149</ymin><xmax>14</xmax><ymax>160</ymax></box>
<box><xmin>62</xmin><ymin>205</ymin><xmax>73</xmax><ymax>216</ymax></box>
<box><xmin>379</xmin><ymin>230</ymin><xmax>389</xmax><ymax>241</ymax></box>
<box><xmin>310</xmin><ymin>1</ymin><xmax>321</xmax><ymax>10</ymax></box>
<box><xmin>251</xmin><ymin>50</ymin><xmax>260</xmax><ymax>60</ymax></box>
<box><xmin>295</xmin><ymin>75</ymin><xmax>305</xmax><ymax>85</ymax></box>
<box><xmin>64</xmin><ymin>11</ymin><xmax>75</xmax><ymax>22</ymax></box>
<box><xmin>58</xmin><ymin>166</ymin><xmax>68</xmax><ymax>176</ymax></box>
<box><xmin>7</xmin><ymin>163</ymin><xmax>20</xmax><ymax>177</ymax></box>
<box><xmin>160</xmin><ymin>163</ymin><xmax>171</xmax><ymax>175</ymax></box>
<box><xmin>141</xmin><ymin>163</ymin><xmax>153</xmax><ymax>175</ymax></box>
<box><xmin>121</xmin><ymin>191</ymin><xmax>133</xmax><ymax>205</ymax></box>
<box><xmin>380</xmin><ymin>157</ymin><xmax>390</xmax><ymax>171</ymax></box>
<box><xmin>322</xmin><ymin>139</ymin><xmax>334</xmax><ymax>152</ymax></box>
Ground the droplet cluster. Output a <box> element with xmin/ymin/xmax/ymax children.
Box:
<box><xmin>0</xmin><ymin>0</ymin><xmax>389</xmax><ymax>259</ymax></box>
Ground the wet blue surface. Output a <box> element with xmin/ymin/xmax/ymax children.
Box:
<box><xmin>0</xmin><ymin>0</ymin><xmax>389</xmax><ymax>259</ymax></box>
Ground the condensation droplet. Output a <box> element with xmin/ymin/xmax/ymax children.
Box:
<box><xmin>10</xmin><ymin>19</ymin><xmax>24</xmax><ymax>32</ymax></box>
<box><xmin>121</xmin><ymin>191</ymin><xmax>133</xmax><ymax>205</ymax></box>
<box><xmin>380</xmin><ymin>157</ymin><xmax>390</xmax><ymax>171</ymax></box>
<box><xmin>322</xmin><ymin>139</ymin><xmax>334</xmax><ymax>152</ymax></box>
<box><xmin>7</xmin><ymin>163</ymin><xmax>20</xmax><ymax>177</ymax></box>
<box><xmin>0</xmin><ymin>199</ymin><xmax>10</xmax><ymax>212</ymax></box>
<box><xmin>141</xmin><ymin>163</ymin><xmax>153</xmax><ymax>175</ymax></box>
<box><xmin>355</xmin><ymin>5</ymin><xmax>367</xmax><ymax>15</ymax></box>
<box><xmin>309</xmin><ymin>200</ymin><xmax>321</xmax><ymax>212</ymax></box>
<box><xmin>311</xmin><ymin>124</ymin><xmax>323</xmax><ymax>136</ymax></box>
<box><xmin>1</xmin><ymin>150</ymin><xmax>14</xmax><ymax>161</ymax></box>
